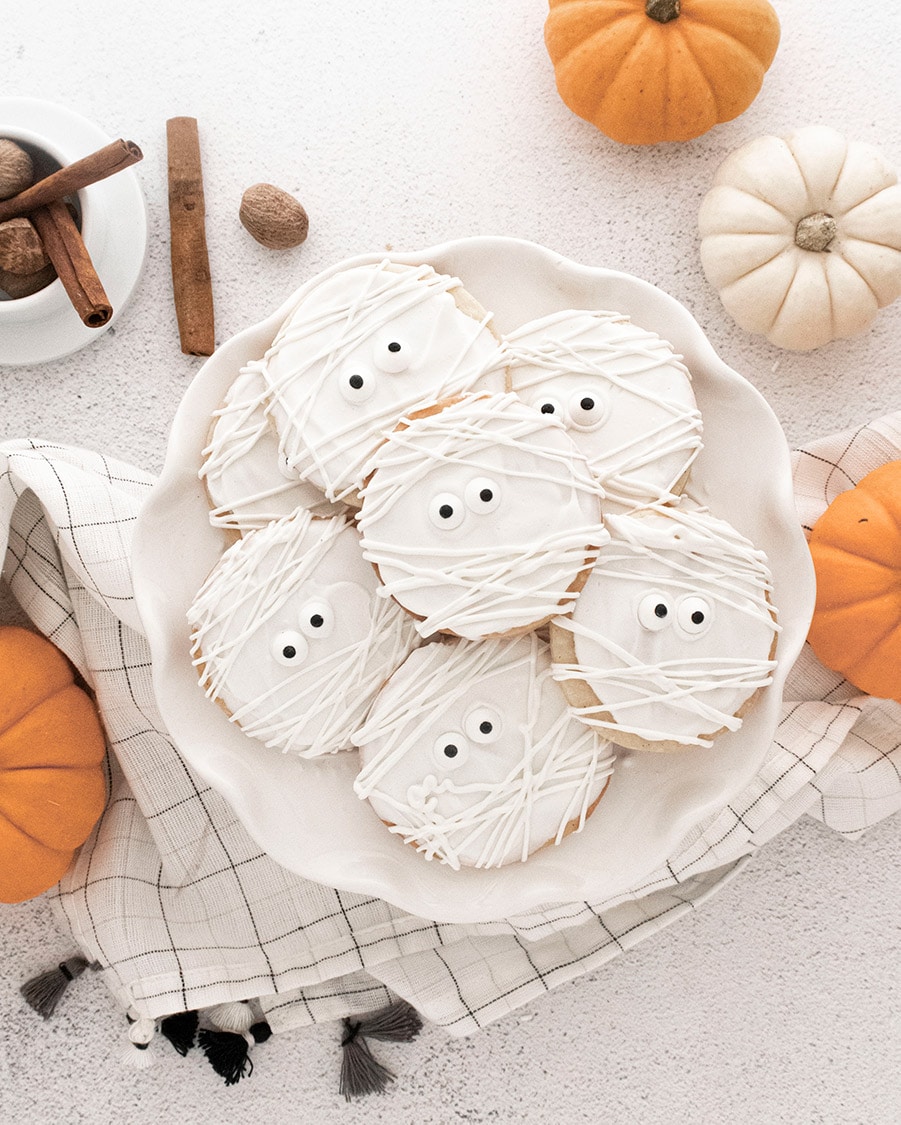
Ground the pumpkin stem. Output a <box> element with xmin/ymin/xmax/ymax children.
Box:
<box><xmin>646</xmin><ymin>0</ymin><xmax>680</xmax><ymax>22</ymax></box>
<box><xmin>795</xmin><ymin>212</ymin><xmax>837</xmax><ymax>253</ymax></box>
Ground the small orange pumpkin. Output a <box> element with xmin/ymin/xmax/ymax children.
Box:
<box><xmin>807</xmin><ymin>461</ymin><xmax>901</xmax><ymax>702</ymax></box>
<box><xmin>544</xmin><ymin>0</ymin><xmax>781</xmax><ymax>146</ymax></box>
<box><xmin>0</xmin><ymin>625</ymin><xmax>107</xmax><ymax>903</ymax></box>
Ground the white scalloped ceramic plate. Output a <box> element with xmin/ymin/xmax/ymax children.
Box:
<box><xmin>132</xmin><ymin>237</ymin><xmax>814</xmax><ymax>923</ymax></box>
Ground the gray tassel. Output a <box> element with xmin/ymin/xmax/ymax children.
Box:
<box><xmin>339</xmin><ymin>1000</ymin><xmax>423</xmax><ymax>1101</ymax></box>
<box><xmin>20</xmin><ymin>956</ymin><xmax>98</xmax><ymax>1018</ymax></box>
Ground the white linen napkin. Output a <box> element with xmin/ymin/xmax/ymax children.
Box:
<box><xmin>0</xmin><ymin>417</ymin><xmax>898</xmax><ymax>1039</ymax></box>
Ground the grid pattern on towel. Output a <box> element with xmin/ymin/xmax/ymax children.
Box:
<box><xmin>0</xmin><ymin>423</ymin><xmax>898</xmax><ymax>1036</ymax></box>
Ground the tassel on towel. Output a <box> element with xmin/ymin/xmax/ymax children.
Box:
<box><xmin>339</xmin><ymin>999</ymin><xmax>423</xmax><ymax>1101</ymax></box>
<box><xmin>159</xmin><ymin>1010</ymin><xmax>199</xmax><ymax>1056</ymax></box>
<box><xmin>121</xmin><ymin>1014</ymin><xmax>157</xmax><ymax>1070</ymax></box>
<box><xmin>20</xmin><ymin>955</ymin><xmax>99</xmax><ymax>1018</ymax></box>
<box><xmin>198</xmin><ymin>1020</ymin><xmax>272</xmax><ymax>1086</ymax></box>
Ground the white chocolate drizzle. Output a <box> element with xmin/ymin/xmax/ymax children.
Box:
<box><xmin>356</xmin><ymin>392</ymin><xmax>609</xmax><ymax>639</ymax></box>
<box><xmin>353</xmin><ymin>634</ymin><xmax>614</xmax><ymax>869</ymax></box>
<box><xmin>551</xmin><ymin>506</ymin><xmax>780</xmax><ymax>747</ymax></box>
<box><xmin>199</xmin><ymin>362</ymin><xmax>344</xmax><ymax>531</ymax></box>
<box><xmin>504</xmin><ymin>310</ymin><xmax>703</xmax><ymax>510</ymax></box>
<box><xmin>188</xmin><ymin>510</ymin><xmax>420</xmax><ymax>757</ymax></box>
<box><xmin>262</xmin><ymin>259</ymin><xmax>505</xmax><ymax>502</ymax></box>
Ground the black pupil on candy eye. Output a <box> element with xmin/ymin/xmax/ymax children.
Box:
<box><xmin>479</xmin><ymin>721</ymin><xmax>492</xmax><ymax>735</ymax></box>
<box><xmin>443</xmin><ymin>744</ymin><xmax>458</xmax><ymax>758</ymax></box>
<box><xmin>691</xmin><ymin>610</ymin><xmax>705</xmax><ymax>625</ymax></box>
<box><xmin>479</xmin><ymin>489</ymin><xmax>493</xmax><ymax>503</ymax></box>
<box><xmin>439</xmin><ymin>504</ymin><xmax>454</xmax><ymax>519</ymax></box>
<box><xmin>540</xmin><ymin>403</ymin><xmax>555</xmax><ymax>414</ymax></box>
<box><xmin>580</xmin><ymin>397</ymin><xmax>595</xmax><ymax>411</ymax></box>
<box><xmin>387</xmin><ymin>342</ymin><xmax>401</xmax><ymax>353</ymax></box>
<box><xmin>282</xmin><ymin>645</ymin><xmax>297</xmax><ymax>659</ymax></box>
<box><xmin>654</xmin><ymin>603</ymin><xmax>668</xmax><ymax>619</ymax></box>
<box><xmin>310</xmin><ymin>615</ymin><xmax>324</xmax><ymax>628</ymax></box>
<box><xmin>349</xmin><ymin>374</ymin><xmax>364</xmax><ymax>389</ymax></box>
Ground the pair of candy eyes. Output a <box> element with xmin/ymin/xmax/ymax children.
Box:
<box><xmin>428</xmin><ymin>477</ymin><xmax>500</xmax><ymax>529</ymax></box>
<box><xmin>534</xmin><ymin>387</ymin><xmax>608</xmax><ymax>432</ymax></box>
<box><xmin>432</xmin><ymin>707</ymin><xmax>503</xmax><ymax>771</ymax></box>
<box><xmin>272</xmin><ymin>601</ymin><xmax>334</xmax><ymax>666</ymax></box>
<box><xmin>339</xmin><ymin>336</ymin><xmax>411</xmax><ymax>404</ymax></box>
<box><xmin>637</xmin><ymin>593</ymin><xmax>713</xmax><ymax>637</ymax></box>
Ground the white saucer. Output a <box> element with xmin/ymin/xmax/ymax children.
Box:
<box><xmin>132</xmin><ymin>238</ymin><xmax>815</xmax><ymax>924</ymax></box>
<box><xmin>0</xmin><ymin>98</ymin><xmax>147</xmax><ymax>367</ymax></box>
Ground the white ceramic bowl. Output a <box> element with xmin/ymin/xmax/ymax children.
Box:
<box><xmin>0</xmin><ymin>98</ymin><xmax>147</xmax><ymax>365</ymax></box>
<box><xmin>132</xmin><ymin>237</ymin><xmax>815</xmax><ymax>924</ymax></box>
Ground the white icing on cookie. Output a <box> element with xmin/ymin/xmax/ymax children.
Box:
<box><xmin>353</xmin><ymin>633</ymin><xmax>614</xmax><ymax>869</ymax></box>
<box><xmin>550</xmin><ymin>506</ymin><xmax>779</xmax><ymax>748</ymax></box>
<box><xmin>188</xmin><ymin>510</ymin><xmax>420</xmax><ymax>758</ymax></box>
<box><xmin>505</xmin><ymin>310</ymin><xmax>703</xmax><ymax>511</ymax></box>
<box><xmin>199</xmin><ymin>363</ymin><xmax>344</xmax><ymax>532</ymax></box>
<box><xmin>262</xmin><ymin>259</ymin><xmax>505</xmax><ymax>503</ymax></box>
<box><xmin>356</xmin><ymin>392</ymin><xmax>609</xmax><ymax>640</ymax></box>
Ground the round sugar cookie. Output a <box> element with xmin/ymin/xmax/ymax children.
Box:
<box><xmin>356</xmin><ymin>392</ymin><xmax>609</xmax><ymax>640</ymax></box>
<box><xmin>188</xmin><ymin>510</ymin><xmax>420</xmax><ymax>758</ymax></box>
<box><xmin>550</xmin><ymin>506</ymin><xmax>779</xmax><ymax>752</ymax></box>
<box><xmin>505</xmin><ymin>310</ymin><xmax>703</xmax><ymax>511</ymax></box>
<box><xmin>199</xmin><ymin>363</ymin><xmax>344</xmax><ymax>532</ymax></box>
<box><xmin>353</xmin><ymin>633</ymin><xmax>615</xmax><ymax>869</ymax></box>
<box><xmin>262</xmin><ymin>258</ymin><xmax>505</xmax><ymax>504</ymax></box>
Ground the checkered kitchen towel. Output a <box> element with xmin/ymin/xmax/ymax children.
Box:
<box><xmin>1</xmin><ymin>415</ymin><xmax>899</xmax><ymax>1038</ymax></box>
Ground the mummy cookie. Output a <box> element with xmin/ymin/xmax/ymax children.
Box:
<box><xmin>188</xmin><ymin>510</ymin><xmax>420</xmax><ymax>758</ymax></box>
<box><xmin>356</xmin><ymin>392</ymin><xmax>609</xmax><ymax>640</ymax></box>
<box><xmin>262</xmin><ymin>258</ymin><xmax>505</xmax><ymax>503</ymax></box>
<box><xmin>353</xmin><ymin>634</ymin><xmax>615</xmax><ymax>869</ymax></box>
<box><xmin>505</xmin><ymin>310</ymin><xmax>703</xmax><ymax>511</ymax></box>
<box><xmin>550</xmin><ymin>506</ymin><xmax>779</xmax><ymax>751</ymax></box>
<box><xmin>199</xmin><ymin>363</ymin><xmax>344</xmax><ymax>532</ymax></box>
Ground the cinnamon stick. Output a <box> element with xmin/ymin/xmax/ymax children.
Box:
<box><xmin>167</xmin><ymin>117</ymin><xmax>215</xmax><ymax>356</ymax></box>
<box><xmin>0</xmin><ymin>139</ymin><xmax>143</xmax><ymax>224</ymax></box>
<box><xmin>31</xmin><ymin>201</ymin><xmax>112</xmax><ymax>328</ymax></box>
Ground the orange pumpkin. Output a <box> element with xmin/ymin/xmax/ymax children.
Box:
<box><xmin>0</xmin><ymin>625</ymin><xmax>107</xmax><ymax>903</ymax></box>
<box><xmin>807</xmin><ymin>461</ymin><xmax>901</xmax><ymax>702</ymax></box>
<box><xmin>544</xmin><ymin>0</ymin><xmax>781</xmax><ymax>145</ymax></box>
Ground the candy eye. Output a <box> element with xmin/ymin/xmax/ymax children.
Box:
<box><xmin>676</xmin><ymin>595</ymin><xmax>713</xmax><ymax>637</ymax></box>
<box><xmin>338</xmin><ymin>361</ymin><xmax>376</xmax><ymax>404</ymax></box>
<box><xmin>428</xmin><ymin>492</ymin><xmax>465</xmax><ymax>530</ymax></box>
<box><xmin>567</xmin><ymin>387</ymin><xmax>607</xmax><ymax>432</ymax></box>
<box><xmin>464</xmin><ymin>706</ymin><xmax>503</xmax><ymax>744</ymax></box>
<box><xmin>433</xmin><ymin>732</ymin><xmax>469</xmax><ymax>771</ymax></box>
<box><xmin>271</xmin><ymin>630</ymin><xmax>309</xmax><ymax>666</ymax></box>
<box><xmin>372</xmin><ymin>332</ymin><xmax>412</xmax><ymax>374</ymax></box>
<box><xmin>464</xmin><ymin>477</ymin><xmax>501</xmax><ymax>515</ymax></box>
<box><xmin>534</xmin><ymin>395</ymin><xmax>563</xmax><ymax>419</ymax></box>
<box><xmin>637</xmin><ymin>593</ymin><xmax>672</xmax><ymax>632</ymax></box>
<box><xmin>299</xmin><ymin>600</ymin><xmax>334</xmax><ymax>639</ymax></box>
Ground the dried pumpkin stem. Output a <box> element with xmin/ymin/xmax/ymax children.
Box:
<box><xmin>795</xmin><ymin>212</ymin><xmax>837</xmax><ymax>253</ymax></box>
<box><xmin>646</xmin><ymin>0</ymin><xmax>680</xmax><ymax>22</ymax></box>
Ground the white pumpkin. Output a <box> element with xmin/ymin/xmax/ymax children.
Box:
<box><xmin>698</xmin><ymin>126</ymin><xmax>901</xmax><ymax>351</ymax></box>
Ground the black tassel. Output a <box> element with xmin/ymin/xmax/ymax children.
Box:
<box><xmin>159</xmin><ymin>1010</ymin><xmax>199</xmax><ymax>1056</ymax></box>
<box><xmin>198</xmin><ymin>1019</ymin><xmax>271</xmax><ymax>1086</ymax></box>
<box><xmin>20</xmin><ymin>956</ymin><xmax>97</xmax><ymax>1019</ymax></box>
<box><xmin>338</xmin><ymin>1000</ymin><xmax>423</xmax><ymax>1101</ymax></box>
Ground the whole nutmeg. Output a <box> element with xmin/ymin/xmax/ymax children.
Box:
<box><xmin>0</xmin><ymin>139</ymin><xmax>35</xmax><ymax>201</ymax></box>
<box><xmin>239</xmin><ymin>183</ymin><xmax>309</xmax><ymax>249</ymax></box>
<box><xmin>0</xmin><ymin>263</ymin><xmax>56</xmax><ymax>299</ymax></box>
<box><xmin>0</xmin><ymin>217</ymin><xmax>49</xmax><ymax>275</ymax></box>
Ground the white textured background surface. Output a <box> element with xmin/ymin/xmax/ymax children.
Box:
<box><xmin>0</xmin><ymin>2</ymin><xmax>899</xmax><ymax>1122</ymax></box>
